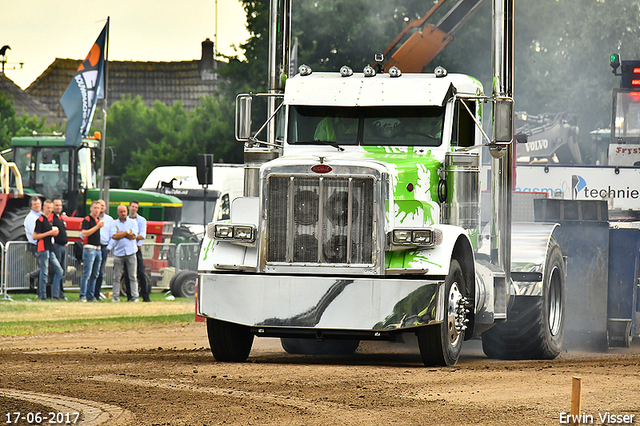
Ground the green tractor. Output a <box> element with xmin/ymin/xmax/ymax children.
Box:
<box><xmin>0</xmin><ymin>133</ymin><xmax>181</xmax><ymax>245</ymax></box>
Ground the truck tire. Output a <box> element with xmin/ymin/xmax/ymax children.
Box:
<box><xmin>170</xmin><ymin>270</ymin><xmax>197</xmax><ymax>298</ymax></box>
<box><xmin>482</xmin><ymin>240</ymin><xmax>565</xmax><ymax>360</ymax></box>
<box><xmin>280</xmin><ymin>338</ymin><xmax>360</xmax><ymax>355</ymax></box>
<box><xmin>0</xmin><ymin>206</ymin><xmax>30</xmax><ymax>245</ymax></box>
<box><xmin>417</xmin><ymin>259</ymin><xmax>468</xmax><ymax>366</ymax></box>
<box><xmin>207</xmin><ymin>318</ymin><xmax>253</xmax><ymax>362</ymax></box>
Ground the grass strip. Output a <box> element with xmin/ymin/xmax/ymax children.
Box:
<box><xmin>0</xmin><ymin>313</ymin><xmax>194</xmax><ymax>336</ymax></box>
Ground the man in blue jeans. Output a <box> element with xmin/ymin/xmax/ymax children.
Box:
<box><xmin>109</xmin><ymin>204</ymin><xmax>139</xmax><ymax>302</ymax></box>
<box><xmin>79</xmin><ymin>201</ymin><xmax>104</xmax><ymax>302</ymax></box>
<box><xmin>32</xmin><ymin>200</ymin><xmax>64</xmax><ymax>300</ymax></box>
<box><xmin>94</xmin><ymin>199</ymin><xmax>114</xmax><ymax>300</ymax></box>
<box><xmin>50</xmin><ymin>198</ymin><xmax>69</xmax><ymax>300</ymax></box>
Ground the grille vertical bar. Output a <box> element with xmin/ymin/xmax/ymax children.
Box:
<box><xmin>266</xmin><ymin>174</ymin><xmax>374</xmax><ymax>265</ymax></box>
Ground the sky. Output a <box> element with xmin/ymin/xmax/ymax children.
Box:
<box><xmin>1</xmin><ymin>0</ymin><xmax>250</xmax><ymax>90</ymax></box>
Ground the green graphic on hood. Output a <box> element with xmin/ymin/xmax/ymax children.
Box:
<box><xmin>386</xmin><ymin>249</ymin><xmax>442</xmax><ymax>270</ymax></box>
<box><xmin>395</xmin><ymin>200</ymin><xmax>434</xmax><ymax>225</ymax></box>
<box><xmin>362</xmin><ymin>146</ymin><xmax>443</xmax><ymax>226</ymax></box>
<box><xmin>202</xmin><ymin>239</ymin><xmax>214</xmax><ymax>261</ymax></box>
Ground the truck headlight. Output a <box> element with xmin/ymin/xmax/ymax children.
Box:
<box><xmin>211</xmin><ymin>223</ymin><xmax>256</xmax><ymax>243</ymax></box>
<box><xmin>233</xmin><ymin>225</ymin><xmax>254</xmax><ymax>240</ymax></box>
<box><xmin>411</xmin><ymin>230</ymin><xmax>432</xmax><ymax>244</ymax></box>
<box><xmin>391</xmin><ymin>228</ymin><xmax>442</xmax><ymax>247</ymax></box>
<box><xmin>214</xmin><ymin>224</ymin><xmax>234</xmax><ymax>239</ymax></box>
<box><xmin>392</xmin><ymin>230</ymin><xmax>412</xmax><ymax>244</ymax></box>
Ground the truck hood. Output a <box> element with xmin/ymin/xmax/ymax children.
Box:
<box><xmin>263</xmin><ymin>145</ymin><xmax>446</xmax><ymax>226</ymax></box>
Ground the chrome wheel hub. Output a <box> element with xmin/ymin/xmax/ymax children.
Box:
<box><xmin>447</xmin><ymin>282</ymin><xmax>469</xmax><ymax>345</ymax></box>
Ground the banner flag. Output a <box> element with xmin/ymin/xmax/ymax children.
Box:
<box><xmin>60</xmin><ymin>23</ymin><xmax>107</xmax><ymax>146</ymax></box>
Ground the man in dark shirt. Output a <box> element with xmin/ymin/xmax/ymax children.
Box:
<box><xmin>50</xmin><ymin>198</ymin><xmax>69</xmax><ymax>300</ymax></box>
<box><xmin>79</xmin><ymin>201</ymin><xmax>104</xmax><ymax>302</ymax></box>
<box><xmin>33</xmin><ymin>200</ymin><xmax>64</xmax><ymax>300</ymax></box>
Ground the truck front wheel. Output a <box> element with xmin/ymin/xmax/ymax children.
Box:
<box><xmin>482</xmin><ymin>239</ymin><xmax>565</xmax><ymax>359</ymax></box>
<box><xmin>417</xmin><ymin>259</ymin><xmax>468</xmax><ymax>366</ymax></box>
<box><xmin>206</xmin><ymin>318</ymin><xmax>254</xmax><ymax>362</ymax></box>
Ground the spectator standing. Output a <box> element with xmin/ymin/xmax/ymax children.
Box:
<box><xmin>32</xmin><ymin>200</ymin><xmax>64</xmax><ymax>300</ymax></box>
<box><xmin>50</xmin><ymin>198</ymin><xmax>69</xmax><ymax>300</ymax></box>
<box><xmin>79</xmin><ymin>201</ymin><xmax>104</xmax><ymax>302</ymax></box>
<box><xmin>94</xmin><ymin>199</ymin><xmax>114</xmax><ymax>300</ymax></box>
<box><xmin>24</xmin><ymin>197</ymin><xmax>42</xmax><ymax>248</ymax></box>
<box><xmin>123</xmin><ymin>200</ymin><xmax>151</xmax><ymax>302</ymax></box>
<box><xmin>109</xmin><ymin>205</ymin><xmax>139</xmax><ymax>302</ymax></box>
<box><xmin>23</xmin><ymin>196</ymin><xmax>42</xmax><ymax>285</ymax></box>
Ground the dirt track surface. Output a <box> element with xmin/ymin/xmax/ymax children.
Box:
<box><xmin>1</xmin><ymin>324</ymin><xmax>639</xmax><ymax>426</ymax></box>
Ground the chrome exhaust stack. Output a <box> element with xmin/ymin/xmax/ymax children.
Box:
<box><xmin>242</xmin><ymin>0</ymin><xmax>292</xmax><ymax>197</ymax></box>
<box><xmin>489</xmin><ymin>0</ymin><xmax>514</xmax><ymax>280</ymax></box>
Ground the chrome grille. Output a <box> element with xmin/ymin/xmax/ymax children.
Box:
<box><xmin>267</xmin><ymin>175</ymin><xmax>374</xmax><ymax>265</ymax></box>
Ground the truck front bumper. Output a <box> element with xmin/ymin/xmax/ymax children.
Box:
<box><xmin>198</xmin><ymin>273</ymin><xmax>445</xmax><ymax>332</ymax></box>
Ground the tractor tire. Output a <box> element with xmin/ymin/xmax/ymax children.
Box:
<box><xmin>207</xmin><ymin>318</ymin><xmax>253</xmax><ymax>362</ymax></box>
<box><xmin>0</xmin><ymin>206</ymin><xmax>30</xmax><ymax>245</ymax></box>
<box><xmin>416</xmin><ymin>259</ymin><xmax>469</xmax><ymax>366</ymax></box>
<box><xmin>482</xmin><ymin>239</ymin><xmax>565</xmax><ymax>360</ymax></box>
<box><xmin>280</xmin><ymin>338</ymin><xmax>360</xmax><ymax>356</ymax></box>
<box><xmin>170</xmin><ymin>270</ymin><xmax>197</xmax><ymax>298</ymax></box>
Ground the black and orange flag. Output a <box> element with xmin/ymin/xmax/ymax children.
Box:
<box><xmin>60</xmin><ymin>22</ymin><xmax>107</xmax><ymax>146</ymax></box>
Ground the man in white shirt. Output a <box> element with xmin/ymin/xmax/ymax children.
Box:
<box><xmin>109</xmin><ymin>204</ymin><xmax>139</xmax><ymax>302</ymax></box>
<box><xmin>23</xmin><ymin>196</ymin><xmax>42</xmax><ymax>250</ymax></box>
<box><xmin>23</xmin><ymin>196</ymin><xmax>43</xmax><ymax>286</ymax></box>
<box><xmin>123</xmin><ymin>200</ymin><xmax>151</xmax><ymax>302</ymax></box>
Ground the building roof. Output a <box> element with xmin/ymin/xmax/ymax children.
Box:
<box><xmin>0</xmin><ymin>72</ymin><xmax>53</xmax><ymax>120</ymax></box>
<box><xmin>26</xmin><ymin>38</ymin><xmax>225</xmax><ymax>121</ymax></box>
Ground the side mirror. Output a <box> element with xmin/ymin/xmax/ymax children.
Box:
<box><xmin>492</xmin><ymin>99</ymin><xmax>514</xmax><ymax>143</ymax></box>
<box><xmin>235</xmin><ymin>95</ymin><xmax>253</xmax><ymax>141</ymax></box>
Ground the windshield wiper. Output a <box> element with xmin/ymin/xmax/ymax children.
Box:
<box><xmin>295</xmin><ymin>140</ymin><xmax>345</xmax><ymax>151</ymax></box>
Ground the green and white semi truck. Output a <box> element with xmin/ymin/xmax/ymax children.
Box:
<box><xmin>196</xmin><ymin>0</ymin><xmax>567</xmax><ymax>366</ymax></box>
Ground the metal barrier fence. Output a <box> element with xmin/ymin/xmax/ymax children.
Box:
<box><xmin>3</xmin><ymin>241</ymin><xmax>39</xmax><ymax>292</ymax></box>
<box><xmin>0</xmin><ymin>242</ymin><xmax>9</xmax><ymax>301</ymax></box>
<box><xmin>175</xmin><ymin>243</ymin><xmax>200</xmax><ymax>272</ymax></box>
<box><xmin>1</xmin><ymin>241</ymin><xmax>201</xmax><ymax>293</ymax></box>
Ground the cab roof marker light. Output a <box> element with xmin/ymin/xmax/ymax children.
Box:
<box><xmin>298</xmin><ymin>64</ymin><xmax>312</xmax><ymax>76</ymax></box>
<box><xmin>434</xmin><ymin>66</ymin><xmax>448</xmax><ymax>78</ymax></box>
<box><xmin>363</xmin><ymin>65</ymin><xmax>376</xmax><ymax>77</ymax></box>
<box><xmin>388</xmin><ymin>66</ymin><xmax>402</xmax><ymax>78</ymax></box>
<box><xmin>340</xmin><ymin>65</ymin><xmax>353</xmax><ymax>77</ymax></box>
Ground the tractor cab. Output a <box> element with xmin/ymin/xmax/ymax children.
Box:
<box><xmin>10</xmin><ymin>133</ymin><xmax>100</xmax><ymax>215</ymax></box>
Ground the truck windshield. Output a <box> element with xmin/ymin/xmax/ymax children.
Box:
<box><xmin>288</xmin><ymin>105</ymin><xmax>444</xmax><ymax>147</ymax></box>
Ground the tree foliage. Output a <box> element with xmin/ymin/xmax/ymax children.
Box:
<box><xmin>229</xmin><ymin>0</ymin><xmax>640</xmax><ymax>149</ymax></box>
<box><xmin>514</xmin><ymin>0</ymin><xmax>640</xmax><ymax>132</ymax></box>
<box><xmin>104</xmin><ymin>95</ymin><xmax>240</xmax><ymax>188</ymax></box>
<box><xmin>0</xmin><ymin>92</ymin><xmax>58</xmax><ymax>150</ymax></box>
